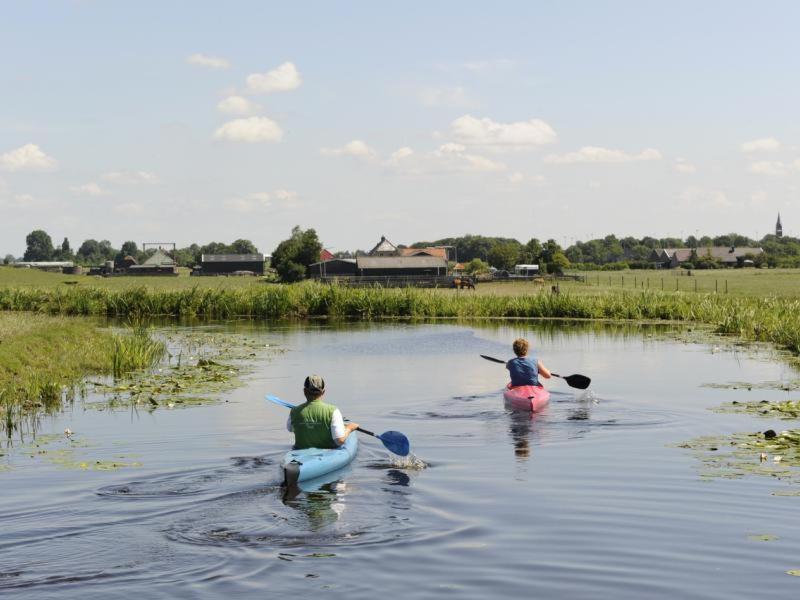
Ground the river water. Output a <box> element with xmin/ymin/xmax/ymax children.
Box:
<box><xmin>2</xmin><ymin>321</ymin><xmax>800</xmax><ymax>598</ymax></box>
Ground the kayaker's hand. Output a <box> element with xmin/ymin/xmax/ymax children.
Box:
<box><xmin>347</xmin><ymin>423</ymin><xmax>359</xmax><ymax>434</ymax></box>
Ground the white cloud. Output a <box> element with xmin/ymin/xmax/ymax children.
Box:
<box><xmin>245</xmin><ymin>62</ymin><xmax>302</xmax><ymax>94</ymax></box>
<box><xmin>508</xmin><ymin>172</ymin><xmax>524</xmax><ymax>184</ymax></box>
<box><xmin>214</xmin><ymin>117</ymin><xmax>284</xmax><ymax>143</ymax></box>
<box><xmin>101</xmin><ymin>171</ymin><xmax>160</xmax><ymax>185</ymax></box>
<box><xmin>678</xmin><ymin>187</ymin><xmax>730</xmax><ymax>208</ymax></box>
<box><xmin>674</xmin><ymin>159</ymin><xmax>696</xmax><ymax>173</ymax></box>
<box><xmin>389</xmin><ymin>147</ymin><xmax>414</xmax><ymax>161</ymax></box>
<box><xmin>748</xmin><ymin>161</ymin><xmax>787</xmax><ymax>176</ymax></box>
<box><xmin>740</xmin><ymin>137</ymin><xmax>781</xmax><ymax>153</ymax></box>
<box><xmin>544</xmin><ymin>146</ymin><xmax>662</xmax><ymax>164</ymax></box>
<box><xmin>0</xmin><ymin>144</ymin><xmax>57</xmax><ymax>172</ymax></box>
<box><xmin>217</xmin><ymin>95</ymin><xmax>261</xmax><ymax>115</ymax></box>
<box><xmin>419</xmin><ymin>86</ymin><xmax>477</xmax><ymax>108</ymax></box>
<box><xmin>450</xmin><ymin>115</ymin><xmax>557</xmax><ymax>150</ymax></box>
<box><xmin>70</xmin><ymin>182</ymin><xmax>106</xmax><ymax>196</ymax></box>
<box><xmin>223</xmin><ymin>190</ymin><xmax>299</xmax><ymax>213</ymax></box>
<box><xmin>388</xmin><ymin>143</ymin><xmax>506</xmax><ymax>175</ymax></box>
<box><xmin>186</xmin><ymin>53</ymin><xmax>230</xmax><ymax>69</ymax></box>
<box><xmin>794</xmin><ymin>159</ymin><xmax>800</xmax><ymax>171</ymax></box>
<box><xmin>321</xmin><ymin>140</ymin><xmax>377</xmax><ymax>159</ymax></box>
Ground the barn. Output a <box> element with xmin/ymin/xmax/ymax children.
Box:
<box><xmin>308</xmin><ymin>258</ymin><xmax>357</xmax><ymax>277</ymax></box>
<box><xmin>355</xmin><ymin>255</ymin><xmax>448</xmax><ymax>277</ymax></box>
<box><xmin>199</xmin><ymin>254</ymin><xmax>265</xmax><ymax>275</ymax></box>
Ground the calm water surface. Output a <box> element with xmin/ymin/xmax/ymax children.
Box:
<box><xmin>2</xmin><ymin>321</ymin><xmax>800</xmax><ymax>598</ymax></box>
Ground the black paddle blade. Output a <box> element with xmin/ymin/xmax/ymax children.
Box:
<box><xmin>480</xmin><ymin>354</ymin><xmax>506</xmax><ymax>364</ymax></box>
<box><xmin>562</xmin><ymin>374</ymin><xmax>591</xmax><ymax>389</ymax></box>
<box><xmin>376</xmin><ymin>430</ymin><xmax>410</xmax><ymax>456</ymax></box>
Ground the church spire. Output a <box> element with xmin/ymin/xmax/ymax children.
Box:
<box><xmin>776</xmin><ymin>213</ymin><xmax>783</xmax><ymax>238</ymax></box>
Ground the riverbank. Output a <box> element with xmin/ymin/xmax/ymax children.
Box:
<box><xmin>0</xmin><ymin>313</ymin><xmax>164</xmax><ymax>438</ymax></box>
<box><xmin>1</xmin><ymin>282</ymin><xmax>799</xmax><ymax>356</ymax></box>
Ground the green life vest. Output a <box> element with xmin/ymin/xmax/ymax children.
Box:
<box><xmin>290</xmin><ymin>399</ymin><xmax>337</xmax><ymax>449</ymax></box>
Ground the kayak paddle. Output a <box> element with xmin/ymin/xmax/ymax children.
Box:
<box><xmin>265</xmin><ymin>395</ymin><xmax>411</xmax><ymax>456</ymax></box>
<box><xmin>479</xmin><ymin>354</ymin><xmax>591</xmax><ymax>390</ymax></box>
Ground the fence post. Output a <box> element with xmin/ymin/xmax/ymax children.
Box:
<box><xmin>676</xmin><ymin>278</ymin><xmax>679</xmax><ymax>291</ymax></box>
<box><xmin>621</xmin><ymin>275</ymin><xmax>624</xmax><ymax>288</ymax></box>
<box><xmin>726</xmin><ymin>280</ymin><xmax>728</xmax><ymax>294</ymax></box>
<box><xmin>715</xmin><ymin>280</ymin><xmax>718</xmax><ymax>293</ymax></box>
<box><xmin>694</xmin><ymin>279</ymin><xmax>697</xmax><ymax>292</ymax></box>
<box><xmin>661</xmin><ymin>278</ymin><xmax>664</xmax><ymax>290</ymax></box>
<box><xmin>647</xmin><ymin>278</ymin><xmax>649</xmax><ymax>289</ymax></box>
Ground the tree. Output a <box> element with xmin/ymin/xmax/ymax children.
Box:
<box><xmin>464</xmin><ymin>258</ymin><xmax>490</xmax><ymax>275</ymax></box>
<box><xmin>77</xmin><ymin>239</ymin><xmax>101</xmax><ymax>264</ymax></box>
<box><xmin>549</xmin><ymin>251</ymin><xmax>571</xmax><ymax>274</ymax></box>
<box><xmin>487</xmin><ymin>242</ymin><xmax>520</xmax><ymax>271</ymax></box>
<box><xmin>271</xmin><ymin>226</ymin><xmax>322</xmax><ymax>283</ymax></box>
<box><xmin>3</xmin><ymin>254</ymin><xmax>15</xmax><ymax>265</ymax></box>
<box><xmin>229</xmin><ymin>239</ymin><xmax>258</xmax><ymax>254</ymax></box>
<box><xmin>23</xmin><ymin>230</ymin><xmax>54</xmax><ymax>261</ymax></box>
<box><xmin>53</xmin><ymin>237</ymin><xmax>74</xmax><ymax>261</ymax></box>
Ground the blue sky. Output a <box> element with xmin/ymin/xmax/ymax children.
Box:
<box><xmin>1</xmin><ymin>1</ymin><xmax>798</xmax><ymax>255</ymax></box>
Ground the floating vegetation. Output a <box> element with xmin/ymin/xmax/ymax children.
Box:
<box><xmin>715</xmin><ymin>399</ymin><xmax>800</xmax><ymax>420</ymax></box>
<box><xmin>676</xmin><ymin>429</ymin><xmax>800</xmax><ymax>485</ymax></box>
<box><xmin>747</xmin><ymin>534</ymin><xmax>779</xmax><ymax>542</ymax></box>
<box><xmin>15</xmin><ymin>431</ymin><xmax>142</xmax><ymax>471</ymax></box>
<box><xmin>86</xmin><ymin>329</ymin><xmax>283</xmax><ymax>413</ymax></box>
<box><xmin>703</xmin><ymin>380</ymin><xmax>800</xmax><ymax>391</ymax></box>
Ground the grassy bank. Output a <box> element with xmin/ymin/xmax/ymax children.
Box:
<box><xmin>0</xmin><ymin>313</ymin><xmax>165</xmax><ymax>437</ymax></box>
<box><xmin>1</xmin><ymin>282</ymin><xmax>799</xmax><ymax>356</ymax></box>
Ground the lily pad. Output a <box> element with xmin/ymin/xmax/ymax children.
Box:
<box><xmin>747</xmin><ymin>534</ymin><xmax>779</xmax><ymax>542</ymax></box>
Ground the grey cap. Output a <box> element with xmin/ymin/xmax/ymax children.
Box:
<box><xmin>303</xmin><ymin>375</ymin><xmax>325</xmax><ymax>393</ymax></box>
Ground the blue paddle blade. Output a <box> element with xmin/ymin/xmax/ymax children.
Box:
<box><xmin>376</xmin><ymin>430</ymin><xmax>410</xmax><ymax>457</ymax></box>
<box><xmin>265</xmin><ymin>394</ymin><xmax>296</xmax><ymax>409</ymax></box>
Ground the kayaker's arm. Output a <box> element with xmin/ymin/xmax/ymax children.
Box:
<box><xmin>537</xmin><ymin>360</ymin><xmax>552</xmax><ymax>379</ymax></box>
<box><xmin>335</xmin><ymin>422</ymin><xmax>359</xmax><ymax>446</ymax></box>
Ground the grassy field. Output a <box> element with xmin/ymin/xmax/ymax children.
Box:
<box><xmin>3</xmin><ymin>266</ymin><xmax>800</xmax><ymax>298</ymax></box>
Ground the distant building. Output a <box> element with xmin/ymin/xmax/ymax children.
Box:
<box><xmin>777</xmin><ymin>213</ymin><xmax>783</xmax><ymax>238</ymax></box>
<box><xmin>514</xmin><ymin>264</ymin><xmax>540</xmax><ymax>276</ymax></box>
<box><xmin>198</xmin><ymin>254</ymin><xmax>265</xmax><ymax>275</ymax></box>
<box><xmin>650</xmin><ymin>247</ymin><xmax>764</xmax><ymax>268</ymax></box>
<box><xmin>320</xmin><ymin>248</ymin><xmax>335</xmax><ymax>261</ymax></box>
<box><xmin>368</xmin><ymin>235</ymin><xmax>399</xmax><ymax>256</ymax></box>
<box><xmin>308</xmin><ymin>258</ymin><xmax>357</xmax><ymax>277</ymax></box>
<box><xmin>355</xmin><ymin>255</ymin><xmax>447</xmax><ymax>277</ymax></box>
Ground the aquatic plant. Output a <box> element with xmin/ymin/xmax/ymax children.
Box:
<box><xmin>0</xmin><ymin>313</ymin><xmax>165</xmax><ymax>439</ymax></box>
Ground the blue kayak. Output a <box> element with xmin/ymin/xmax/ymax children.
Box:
<box><xmin>281</xmin><ymin>433</ymin><xmax>358</xmax><ymax>486</ymax></box>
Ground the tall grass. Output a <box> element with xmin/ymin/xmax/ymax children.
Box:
<box><xmin>1</xmin><ymin>282</ymin><xmax>800</xmax><ymax>356</ymax></box>
<box><xmin>0</xmin><ymin>313</ymin><xmax>166</xmax><ymax>438</ymax></box>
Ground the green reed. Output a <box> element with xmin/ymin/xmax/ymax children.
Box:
<box><xmin>0</xmin><ymin>312</ymin><xmax>166</xmax><ymax>438</ymax></box>
<box><xmin>1</xmin><ymin>283</ymin><xmax>800</xmax><ymax>356</ymax></box>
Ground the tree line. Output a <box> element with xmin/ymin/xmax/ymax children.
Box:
<box><xmin>6</xmin><ymin>230</ymin><xmax>261</xmax><ymax>268</ymax></box>
<box><xmin>5</xmin><ymin>228</ymin><xmax>800</xmax><ymax>277</ymax></box>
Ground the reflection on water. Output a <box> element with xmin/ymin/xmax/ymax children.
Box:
<box><xmin>3</xmin><ymin>321</ymin><xmax>800</xmax><ymax>599</ymax></box>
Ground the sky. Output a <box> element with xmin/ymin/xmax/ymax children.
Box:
<box><xmin>1</xmin><ymin>1</ymin><xmax>799</xmax><ymax>256</ymax></box>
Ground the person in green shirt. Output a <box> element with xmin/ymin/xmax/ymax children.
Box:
<box><xmin>287</xmin><ymin>375</ymin><xmax>359</xmax><ymax>449</ymax></box>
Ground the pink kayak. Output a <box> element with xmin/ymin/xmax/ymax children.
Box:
<box><xmin>503</xmin><ymin>383</ymin><xmax>550</xmax><ymax>412</ymax></box>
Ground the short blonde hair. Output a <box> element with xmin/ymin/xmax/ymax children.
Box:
<box><xmin>512</xmin><ymin>338</ymin><xmax>529</xmax><ymax>357</ymax></box>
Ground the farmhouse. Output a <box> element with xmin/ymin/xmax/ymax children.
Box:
<box><xmin>309</xmin><ymin>236</ymin><xmax>449</xmax><ymax>281</ymax></box>
<box><xmin>651</xmin><ymin>246</ymin><xmax>765</xmax><ymax>268</ymax></box>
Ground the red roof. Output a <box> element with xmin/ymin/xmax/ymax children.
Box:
<box><xmin>320</xmin><ymin>249</ymin><xmax>335</xmax><ymax>261</ymax></box>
